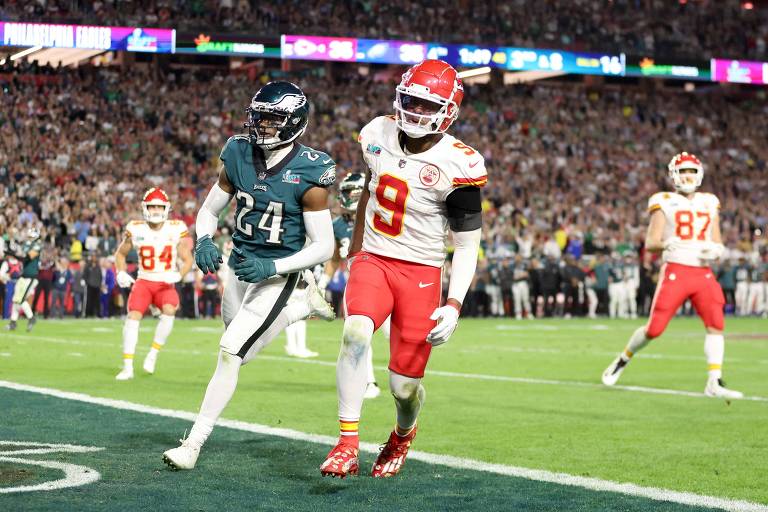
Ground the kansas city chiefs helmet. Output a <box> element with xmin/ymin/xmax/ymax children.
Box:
<box><xmin>667</xmin><ymin>152</ymin><xmax>704</xmax><ymax>194</ymax></box>
<box><xmin>394</xmin><ymin>59</ymin><xmax>464</xmax><ymax>138</ymax></box>
<box><xmin>142</xmin><ymin>187</ymin><xmax>171</xmax><ymax>224</ymax></box>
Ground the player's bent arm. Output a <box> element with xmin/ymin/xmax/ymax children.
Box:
<box><xmin>349</xmin><ymin>169</ymin><xmax>372</xmax><ymax>256</ymax></box>
<box><xmin>645</xmin><ymin>209</ymin><xmax>666</xmax><ymax>253</ymax></box>
<box><xmin>114</xmin><ymin>235</ymin><xmax>133</xmax><ymax>273</ymax></box>
<box><xmin>325</xmin><ymin>243</ymin><xmax>341</xmax><ymax>278</ymax></box>
<box><xmin>711</xmin><ymin>212</ymin><xmax>723</xmax><ymax>244</ymax></box>
<box><xmin>195</xmin><ymin>167</ymin><xmax>234</xmax><ymax>239</ymax></box>
<box><xmin>445</xmin><ymin>186</ymin><xmax>484</xmax><ymax>309</ymax></box>
<box><xmin>273</xmin><ymin>187</ymin><xmax>335</xmax><ymax>274</ymax></box>
<box><xmin>177</xmin><ymin>237</ymin><xmax>194</xmax><ymax>278</ymax></box>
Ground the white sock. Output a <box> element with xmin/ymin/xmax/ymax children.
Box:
<box><xmin>390</xmin><ymin>372</ymin><xmax>425</xmax><ymax>433</ymax></box>
<box><xmin>10</xmin><ymin>305</ymin><xmax>19</xmax><ymax>321</ymax></box>
<box><xmin>337</xmin><ymin>315</ymin><xmax>374</xmax><ymax>421</ymax></box>
<box><xmin>704</xmin><ymin>333</ymin><xmax>725</xmax><ymax>380</ymax></box>
<box><xmin>21</xmin><ymin>302</ymin><xmax>33</xmax><ymax>319</ymax></box>
<box><xmin>187</xmin><ymin>351</ymin><xmax>242</xmax><ymax>448</ymax></box>
<box><xmin>622</xmin><ymin>326</ymin><xmax>650</xmax><ymax>360</ymax></box>
<box><xmin>122</xmin><ymin>319</ymin><xmax>140</xmax><ymax>368</ymax></box>
<box><xmin>295</xmin><ymin>320</ymin><xmax>307</xmax><ymax>351</ymax></box>
<box><xmin>366</xmin><ymin>343</ymin><xmax>376</xmax><ymax>384</ymax></box>
<box><xmin>285</xmin><ymin>322</ymin><xmax>297</xmax><ymax>352</ymax></box>
<box><xmin>150</xmin><ymin>314</ymin><xmax>174</xmax><ymax>355</ymax></box>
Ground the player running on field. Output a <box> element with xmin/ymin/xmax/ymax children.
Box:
<box><xmin>602</xmin><ymin>152</ymin><xmax>742</xmax><ymax>400</ymax></box>
<box><xmin>114</xmin><ymin>188</ymin><xmax>194</xmax><ymax>380</ymax></box>
<box><xmin>163</xmin><ymin>81</ymin><xmax>336</xmax><ymax>470</ymax></box>
<box><xmin>320</xmin><ymin>60</ymin><xmax>486</xmax><ymax>478</ymax></box>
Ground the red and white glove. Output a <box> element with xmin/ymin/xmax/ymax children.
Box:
<box><xmin>116</xmin><ymin>271</ymin><xmax>135</xmax><ymax>288</ymax></box>
<box><xmin>699</xmin><ymin>241</ymin><xmax>725</xmax><ymax>261</ymax></box>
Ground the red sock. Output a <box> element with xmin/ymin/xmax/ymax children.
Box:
<box><xmin>339</xmin><ymin>419</ymin><xmax>359</xmax><ymax>447</ymax></box>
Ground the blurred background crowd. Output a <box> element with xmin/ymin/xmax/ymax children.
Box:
<box><xmin>2</xmin><ymin>0</ymin><xmax>768</xmax><ymax>60</ymax></box>
<box><xmin>1</xmin><ymin>4</ymin><xmax>768</xmax><ymax>321</ymax></box>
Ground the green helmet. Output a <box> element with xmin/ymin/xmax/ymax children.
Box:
<box><xmin>338</xmin><ymin>172</ymin><xmax>366</xmax><ymax>212</ymax></box>
<box><xmin>245</xmin><ymin>81</ymin><xmax>309</xmax><ymax>150</ymax></box>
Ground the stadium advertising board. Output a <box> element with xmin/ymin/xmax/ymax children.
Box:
<box><xmin>711</xmin><ymin>58</ymin><xmax>767</xmax><ymax>85</ymax></box>
<box><xmin>625</xmin><ymin>56</ymin><xmax>710</xmax><ymax>81</ymax></box>
<box><xmin>176</xmin><ymin>32</ymin><xmax>280</xmax><ymax>58</ymax></box>
<box><xmin>0</xmin><ymin>21</ymin><xmax>174</xmax><ymax>53</ymax></box>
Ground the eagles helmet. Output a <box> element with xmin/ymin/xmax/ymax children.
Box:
<box><xmin>338</xmin><ymin>172</ymin><xmax>365</xmax><ymax>213</ymax></box>
<box><xmin>245</xmin><ymin>81</ymin><xmax>310</xmax><ymax>150</ymax></box>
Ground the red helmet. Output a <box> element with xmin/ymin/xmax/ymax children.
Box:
<box><xmin>667</xmin><ymin>152</ymin><xmax>703</xmax><ymax>194</ymax></box>
<box><xmin>141</xmin><ymin>187</ymin><xmax>171</xmax><ymax>223</ymax></box>
<box><xmin>393</xmin><ymin>59</ymin><xmax>464</xmax><ymax>137</ymax></box>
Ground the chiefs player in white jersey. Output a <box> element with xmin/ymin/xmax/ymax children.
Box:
<box><xmin>114</xmin><ymin>188</ymin><xmax>193</xmax><ymax>380</ymax></box>
<box><xmin>320</xmin><ymin>60</ymin><xmax>487</xmax><ymax>478</ymax></box>
<box><xmin>602</xmin><ymin>153</ymin><xmax>742</xmax><ymax>399</ymax></box>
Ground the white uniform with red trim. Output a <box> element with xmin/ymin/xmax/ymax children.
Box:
<box><xmin>358</xmin><ymin>115</ymin><xmax>487</xmax><ymax>267</ymax></box>
<box><xmin>125</xmin><ymin>219</ymin><xmax>189</xmax><ymax>283</ymax></box>
<box><xmin>648</xmin><ymin>191</ymin><xmax>719</xmax><ymax>267</ymax></box>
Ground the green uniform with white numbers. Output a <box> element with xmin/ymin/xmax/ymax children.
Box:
<box><xmin>220</xmin><ymin>134</ymin><xmax>337</xmax><ymax>267</ymax></box>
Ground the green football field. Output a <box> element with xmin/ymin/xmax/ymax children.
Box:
<box><xmin>1</xmin><ymin>316</ymin><xmax>766</xmax><ymax>511</ymax></box>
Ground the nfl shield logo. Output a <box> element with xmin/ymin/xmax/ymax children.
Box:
<box><xmin>398</xmin><ymin>159</ymin><xmax>407</xmax><ymax>168</ymax></box>
<box><xmin>258</xmin><ymin>171</ymin><xmax>267</xmax><ymax>180</ymax></box>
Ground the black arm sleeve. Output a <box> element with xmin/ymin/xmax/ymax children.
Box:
<box><xmin>445</xmin><ymin>186</ymin><xmax>482</xmax><ymax>232</ymax></box>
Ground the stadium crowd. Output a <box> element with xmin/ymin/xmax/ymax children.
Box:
<box><xmin>1</xmin><ymin>0</ymin><xmax>767</xmax><ymax>60</ymax></box>
<box><xmin>1</xmin><ymin>59</ymin><xmax>767</xmax><ymax>321</ymax></box>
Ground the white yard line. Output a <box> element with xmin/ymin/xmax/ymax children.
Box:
<box><xmin>5</xmin><ymin>333</ymin><xmax>768</xmax><ymax>402</ymax></box>
<box><xmin>0</xmin><ymin>380</ymin><xmax>765</xmax><ymax>511</ymax></box>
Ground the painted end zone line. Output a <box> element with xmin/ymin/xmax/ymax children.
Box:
<box><xmin>1</xmin><ymin>381</ymin><xmax>765</xmax><ymax>512</ymax></box>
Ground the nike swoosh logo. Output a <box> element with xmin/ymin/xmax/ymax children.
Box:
<box><xmin>469</xmin><ymin>160</ymin><xmax>481</xmax><ymax>168</ymax></box>
<box><xmin>418</xmin><ymin>282</ymin><xmax>434</xmax><ymax>288</ymax></box>
<box><xmin>322</xmin><ymin>158</ymin><xmax>333</xmax><ymax>164</ymax></box>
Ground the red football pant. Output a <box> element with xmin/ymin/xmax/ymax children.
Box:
<box><xmin>646</xmin><ymin>262</ymin><xmax>725</xmax><ymax>339</ymax></box>
<box><xmin>344</xmin><ymin>251</ymin><xmax>442</xmax><ymax>378</ymax></box>
<box><xmin>126</xmin><ymin>279</ymin><xmax>179</xmax><ymax>315</ymax></box>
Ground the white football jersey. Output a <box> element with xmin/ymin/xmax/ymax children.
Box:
<box><xmin>648</xmin><ymin>191</ymin><xmax>719</xmax><ymax>267</ymax></box>
<box><xmin>358</xmin><ymin>116</ymin><xmax>487</xmax><ymax>267</ymax></box>
<box><xmin>125</xmin><ymin>219</ymin><xmax>189</xmax><ymax>283</ymax></box>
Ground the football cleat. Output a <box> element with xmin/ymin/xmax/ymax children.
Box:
<box><xmin>5</xmin><ymin>320</ymin><xmax>17</xmax><ymax>331</ymax></box>
<box><xmin>302</xmin><ymin>270</ymin><xmax>335</xmax><ymax>321</ymax></box>
<box><xmin>705</xmin><ymin>379</ymin><xmax>744</xmax><ymax>400</ymax></box>
<box><xmin>363</xmin><ymin>382</ymin><xmax>381</xmax><ymax>399</ymax></box>
<box><xmin>163</xmin><ymin>438</ymin><xmax>201</xmax><ymax>470</ymax></box>
<box><xmin>371</xmin><ymin>427</ymin><xmax>417</xmax><ymax>478</ymax></box>
<box><xmin>115</xmin><ymin>367</ymin><xmax>134</xmax><ymax>381</ymax></box>
<box><xmin>320</xmin><ymin>441</ymin><xmax>359</xmax><ymax>478</ymax></box>
<box><xmin>602</xmin><ymin>355</ymin><xmax>629</xmax><ymax>386</ymax></box>
<box><xmin>26</xmin><ymin>316</ymin><xmax>37</xmax><ymax>332</ymax></box>
<box><xmin>143</xmin><ymin>352</ymin><xmax>158</xmax><ymax>374</ymax></box>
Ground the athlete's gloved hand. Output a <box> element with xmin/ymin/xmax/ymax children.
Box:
<box><xmin>339</xmin><ymin>238</ymin><xmax>351</xmax><ymax>259</ymax></box>
<box><xmin>232</xmin><ymin>247</ymin><xmax>276</xmax><ymax>283</ymax></box>
<box><xmin>116</xmin><ymin>271</ymin><xmax>135</xmax><ymax>288</ymax></box>
<box><xmin>317</xmin><ymin>272</ymin><xmax>331</xmax><ymax>294</ymax></box>
<box><xmin>699</xmin><ymin>241</ymin><xmax>725</xmax><ymax>261</ymax></box>
<box><xmin>195</xmin><ymin>235</ymin><xmax>222</xmax><ymax>274</ymax></box>
<box><xmin>427</xmin><ymin>305</ymin><xmax>460</xmax><ymax>347</ymax></box>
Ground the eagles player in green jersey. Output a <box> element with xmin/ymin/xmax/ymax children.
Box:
<box><xmin>6</xmin><ymin>228</ymin><xmax>42</xmax><ymax>332</ymax></box>
<box><xmin>163</xmin><ymin>82</ymin><xmax>336</xmax><ymax>470</ymax></box>
<box><xmin>318</xmin><ymin>173</ymin><xmax>381</xmax><ymax>399</ymax></box>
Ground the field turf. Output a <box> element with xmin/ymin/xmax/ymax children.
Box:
<box><xmin>1</xmin><ymin>316</ymin><xmax>766</xmax><ymax>510</ymax></box>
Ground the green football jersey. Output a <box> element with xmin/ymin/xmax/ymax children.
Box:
<box><xmin>21</xmin><ymin>241</ymin><xmax>42</xmax><ymax>278</ymax></box>
<box><xmin>220</xmin><ymin>135</ymin><xmax>336</xmax><ymax>264</ymax></box>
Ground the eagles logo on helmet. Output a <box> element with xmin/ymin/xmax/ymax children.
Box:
<box><xmin>244</xmin><ymin>81</ymin><xmax>310</xmax><ymax>150</ymax></box>
<box><xmin>338</xmin><ymin>172</ymin><xmax>365</xmax><ymax>212</ymax></box>
<box><xmin>142</xmin><ymin>187</ymin><xmax>171</xmax><ymax>224</ymax></box>
<box><xmin>667</xmin><ymin>152</ymin><xmax>704</xmax><ymax>194</ymax></box>
<box><xmin>393</xmin><ymin>59</ymin><xmax>464</xmax><ymax>138</ymax></box>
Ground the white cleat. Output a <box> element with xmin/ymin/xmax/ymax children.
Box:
<box><xmin>363</xmin><ymin>382</ymin><xmax>381</xmax><ymax>399</ymax></box>
<box><xmin>143</xmin><ymin>352</ymin><xmax>157</xmax><ymax>374</ymax></box>
<box><xmin>162</xmin><ymin>438</ymin><xmax>201</xmax><ymax>470</ymax></box>
<box><xmin>302</xmin><ymin>270</ymin><xmax>335</xmax><ymax>321</ymax></box>
<box><xmin>704</xmin><ymin>379</ymin><xmax>744</xmax><ymax>400</ymax></box>
<box><xmin>601</xmin><ymin>355</ymin><xmax>629</xmax><ymax>386</ymax></box>
<box><xmin>115</xmin><ymin>367</ymin><xmax>134</xmax><ymax>381</ymax></box>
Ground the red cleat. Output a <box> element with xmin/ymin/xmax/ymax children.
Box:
<box><xmin>320</xmin><ymin>440</ymin><xmax>359</xmax><ymax>478</ymax></box>
<box><xmin>371</xmin><ymin>427</ymin><xmax>417</xmax><ymax>478</ymax></box>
